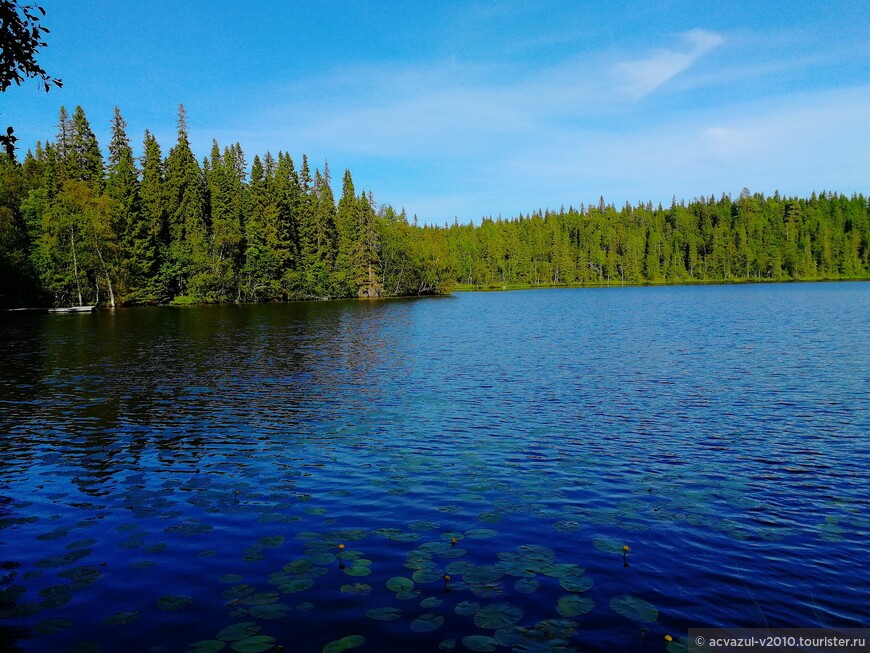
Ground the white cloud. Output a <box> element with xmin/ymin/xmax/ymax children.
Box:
<box><xmin>612</xmin><ymin>29</ymin><xmax>725</xmax><ymax>97</ymax></box>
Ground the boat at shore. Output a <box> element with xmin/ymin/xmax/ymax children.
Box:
<box><xmin>3</xmin><ymin>305</ymin><xmax>96</xmax><ymax>314</ymax></box>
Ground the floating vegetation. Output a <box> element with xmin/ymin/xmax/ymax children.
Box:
<box><xmin>340</xmin><ymin>583</ymin><xmax>372</xmax><ymax>595</ymax></box>
<box><xmin>187</xmin><ymin>641</ymin><xmax>227</xmax><ymax>653</ymax></box>
<box><xmin>217</xmin><ymin>622</ymin><xmax>261</xmax><ymax>642</ymax></box>
<box><xmin>473</xmin><ymin>602</ymin><xmax>523</xmax><ymax>629</ymax></box>
<box><xmin>556</xmin><ymin>595</ymin><xmax>595</xmax><ymax>617</ymax></box>
<box><xmin>34</xmin><ymin>617</ymin><xmax>73</xmax><ymax>634</ymax></box>
<box><xmin>365</xmin><ymin>606</ymin><xmax>402</xmax><ymax>621</ymax></box>
<box><xmin>230</xmin><ymin>635</ymin><xmax>276</xmax><ymax>652</ymax></box>
<box><xmin>322</xmin><ymin>635</ymin><xmax>364</xmax><ymax>653</ymax></box>
<box><xmin>462</xmin><ymin>635</ymin><xmax>499</xmax><ymax>652</ymax></box>
<box><xmin>610</xmin><ymin>595</ymin><xmax>659</xmax><ymax>622</ymax></box>
<box><xmin>104</xmin><ymin>610</ymin><xmax>140</xmax><ymax>625</ymax></box>
<box><xmin>157</xmin><ymin>594</ymin><xmax>193</xmax><ymax>611</ymax></box>
<box><xmin>411</xmin><ymin>613</ymin><xmax>444</xmax><ymax>632</ymax></box>
<box><xmin>386</xmin><ymin>576</ymin><xmax>415</xmax><ymax>593</ymax></box>
<box><xmin>39</xmin><ymin>584</ymin><xmax>72</xmax><ymax>608</ymax></box>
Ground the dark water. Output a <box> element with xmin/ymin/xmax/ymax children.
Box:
<box><xmin>1</xmin><ymin>283</ymin><xmax>868</xmax><ymax>653</ymax></box>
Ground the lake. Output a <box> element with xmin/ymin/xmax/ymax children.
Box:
<box><xmin>1</xmin><ymin>283</ymin><xmax>868</xmax><ymax>653</ymax></box>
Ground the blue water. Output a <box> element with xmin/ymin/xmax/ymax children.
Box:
<box><xmin>1</xmin><ymin>283</ymin><xmax>868</xmax><ymax>653</ymax></box>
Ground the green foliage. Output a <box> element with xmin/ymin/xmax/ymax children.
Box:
<box><xmin>2</xmin><ymin>105</ymin><xmax>868</xmax><ymax>308</ymax></box>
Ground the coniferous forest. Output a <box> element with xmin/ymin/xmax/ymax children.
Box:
<box><xmin>0</xmin><ymin>105</ymin><xmax>868</xmax><ymax>308</ymax></box>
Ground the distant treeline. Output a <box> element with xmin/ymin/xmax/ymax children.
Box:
<box><xmin>0</xmin><ymin>105</ymin><xmax>867</xmax><ymax>308</ymax></box>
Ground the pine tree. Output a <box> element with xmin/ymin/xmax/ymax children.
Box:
<box><xmin>65</xmin><ymin>106</ymin><xmax>103</xmax><ymax>190</ymax></box>
<box><xmin>164</xmin><ymin>104</ymin><xmax>209</xmax><ymax>298</ymax></box>
<box><xmin>140</xmin><ymin>129</ymin><xmax>169</xmax><ymax>301</ymax></box>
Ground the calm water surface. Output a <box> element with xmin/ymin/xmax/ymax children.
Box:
<box><xmin>1</xmin><ymin>283</ymin><xmax>868</xmax><ymax>653</ymax></box>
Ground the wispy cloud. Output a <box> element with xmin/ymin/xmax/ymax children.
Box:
<box><xmin>611</xmin><ymin>29</ymin><xmax>725</xmax><ymax>97</ymax></box>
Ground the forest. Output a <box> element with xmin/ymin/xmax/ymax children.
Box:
<box><xmin>0</xmin><ymin>105</ymin><xmax>868</xmax><ymax>308</ymax></box>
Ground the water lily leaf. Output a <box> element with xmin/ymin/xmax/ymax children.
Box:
<box><xmin>343</xmin><ymin>564</ymin><xmax>371</xmax><ymax>577</ymax></box>
<box><xmin>514</xmin><ymin>578</ymin><xmax>539</xmax><ymax>594</ymax></box>
<box><xmin>296</xmin><ymin>602</ymin><xmax>314</xmax><ymax>611</ymax></box>
<box><xmin>231</xmin><ymin>635</ymin><xmax>275</xmax><ymax>653</ymax></box>
<box><xmin>493</xmin><ymin>625</ymin><xmax>525</xmax><ymax>647</ymax></box>
<box><xmin>250</xmin><ymin>603</ymin><xmax>290</xmax><ymax>619</ymax></box>
<box><xmin>220</xmin><ymin>574</ymin><xmax>245</xmax><ymax>584</ymax></box>
<box><xmin>340</xmin><ymin>583</ymin><xmax>372</xmax><ymax>595</ymax></box>
<box><xmin>386</xmin><ymin>577</ymin><xmax>414</xmax><ymax>592</ymax></box>
<box><xmin>222</xmin><ymin>584</ymin><xmax>256</xmax><ymax>600</ymax></box>
<box><xmin>187</xmin><ymin>641</ymin><xmax>226</xmax><ymax>653</ymax></box>
<box><xmin>104</xmin><ymin>610</ymin><xmax>140</xmax><ymax>625</ymax></box>
<box><xmin>516</xmin><ymin>545</ymin><xmax>555</xmax><ymax>563</ymax></box>
<box><xmin>473</xmin><ymin>602</ymin><xmax>523</xmax><ymax>629</ymax></box>
<box><xmin>396</xmin><ymin>589</ymin><xmax>421</xmax><ymax>600</ymax></box>
<box><xmin>34</xmin><ymin>618</ymin><xmax>72</xmax><ymax>634</ymax></box>
<box><xmin>462</xmin><ymin>635</ymin><xmax>499</xmax><ymax>652</ymax></box>
<box><xmin>477</xmin><ymin>512</ymin><xmax>502</xmax><ymax>524</ymax></box>
<box><xmin>465</xmin><ymin>528</ymin><xmax>497</xmax><ymax>539</ymax></box>
<box><xmin>279</xmin><ymin>578</ymin><xmax>315</xmax><ymax>593</ymax></box>
<box><xmin>455</xmin><ymin>601</ymin><xmax>480</xmax><ymax>616</ymax></box>
<box><xmin>243</xmin><ymin>592</ymin><xmax>279</xmax><ymax>606</ymax></box>
<box><xmin>553</xmin><ymin>519</ymin><xmax>582</xmax><ymax>532</ymax></box>
<box><xmin>217</xmin><ymin>622</ymin><xmax>260</xmax><ymax>642</ymax></box>
<box><xmin>421</xmin><ymin>597</ymin><xmax>443</xmax><ymax>608</ymax></box>
<box><xmin>610</xmin><ymin>595</ymin><xmax>658</xmax><ymax>622</ymax></box>
<box><xmin>542</xmin><ymin>563</ymin><xmax>583</xmax><ymax>578</ymax></box>
<box><xmin>58</xmin><ymin>565</ymin><xmax>101</xmax><ymax>589</ymax></box>
<box><xmin>592</xmin><ymin>536</ymin><xmax>624</xmax><ymax>554</ymax></box>
<box><xmin>557</xmin><ymin>595</ymin><xmax>595</xmax><ymax>617</ymax></box>
<box><xmin>464</xmin><ymin>566</ymin><xmax>504</xmax><ymax>584</ymax></box>
<box><xmin>157</xmin><ymin>594</ymin><xmax>193</xmax><ymax>611</ymax></box>
<box><xmin>39</xmin><ymin>584</ymin><xmax>72</xmax><ymax>608</ymax></box>
<box><xmin>411</xmin><ymin>613</ymin><xmax>444</xmax><ymax>632</ymax></box>
<box><xmin>439</xmin><ymin>638</ymin><xmax>456</xmax><ymax>650</ymax></box>
<box><xmin>322</xmin><ymin>635</ymin><xmax>364</xmax><ymax>653</ymax></box>
<box><xmin>412</xmin><ymin>569</ymin><xmax>443</xmax><ymax>583</ymax></box>
<box><xmin>365</xmin><ymin>606</ymin><xmax>401</xmax><ymax>621</ymax></box>
<box><xmin>66</xmin><ymin>538</ymin><xmax>97</xmax><ymax>550</ymax></box>
<box><xmin>559</xmin><ymin>573</ymin><xmax>593</xmax><ymax>593</ymax></box>
<box><xmin>284</xmin><ymin>559</ymin><xmax>313</xmax><ymax>575</ymax></box>
<box><xmin>258</xmin><ymin>535</ymin><xmax>285</xmax><ymax>547</ymax></box>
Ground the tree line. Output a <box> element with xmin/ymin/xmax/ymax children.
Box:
<box><xmin>0</xmin><ymin>105</ymin><xmax>867</xmax><ymax>308</ymax></box>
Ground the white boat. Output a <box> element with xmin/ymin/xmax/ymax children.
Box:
<box><xmin>47</xmin><ymin>305</ymin><xmax>95</xmax><ymax>313</ymax></box>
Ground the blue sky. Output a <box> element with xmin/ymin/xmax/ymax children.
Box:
<box><xmin>3</xmin><ymin>0</ymin><xmax>868</xmax><ymax>223</ymax></box>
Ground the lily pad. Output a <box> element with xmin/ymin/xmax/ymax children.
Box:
<box><xmin>386</xmin><ymin>577</ymin><xmax>414</xmax><ymax>592</ymax></box>
<box><xmin>34</xmin><ymin>618</ymin><xmax>72</xmax><ymax>635</ymax></box>
<box><xmin>455</xmin><ymin>601</ymin><xmax>480</xmax><ymax>616</ymax></box>
<box><xmin>216</xmin><ymin>622</ymin><xmax>260</xmax><ymax>642</ymax></box>
<box><xmin>412</xmin><ymin>569</ymin><xmax>444</xmax><ymax>583</ymax></box>
<box><xmin>610</xmin><ymin>594</ymin><xmax>658</xmax><ymax>622</ymax></box>
<box><xmin>258</xmin><ymin>535</ymin><xmax>285</xmax><ymax>547</ymax></box>
<box><xmin>559</xmin><ymin>572</ymin><xmax>593</xmax><ymax>593</ymax></box>
<box><xmin>343</xmin><ymin>564</ymin><xmax>372</xmax><ymax>577</ymax></box>
<box><xmin>411</xmin><ymin>613</ymin><xmax>444</xmax><ymax>632</ymax></box>
<box><xmin>463</xmin><ymin>566</ymin><xmax>504</xmax><ymax>584</ymax></box>
<box><xmin>462</xmin><ymin>635</ymin><xmax>499</xmax><ymax>652</ymax></box>
<box><xmin>249</xmin><ymin>603</ymin><xmax>290</xmax><ymax>619</ymax></box>
<box><xmin>279</xmin><ymin>578</ymin><xmax>315</xmax><ymax>593</ymax></box>
<box><xmin>322</xmin><ymin>635</ymin><xmax>364</xmax><ymax>653</ymax></box>
<box><xmin>592</xmin><ymin>536</ymin><xmax>624</xmax><ymax>554</ymax></box>
<box><xmin>187</xmin><ymin>641</ymin><xmax>227</xmax><ymax>653</ymax></box>
<box><xmin>514</xmin><ymin>578</ymin><xmax>539</xmax><ymax>594</ymax></box>
<box><xmin>474</xmin><ymin>602</ymin><xmax>523</xmax><ymax>629</ymax></box>
<box><xmin>39</xmin><ymin>584</ymin><xmax>72</xmax><ymax>608</ymax></box>
<box><xmin>421</xmin><ymin>597</ymin><xmax>443</xmax><ymax>608</ymax></box>
<box><xmin>557</xmin><ymin>595</ymin><xmax>595</xmax><ymax>617</ymax></box>
<box><xmin>439</xmin><ymin>639</ymin><xmax>456</xmax><ymax>650</ymax></box>
<box><xmin>365</xmin><ymin>606</ymin><xmax>402</xmax><ymax>621</ymax></box>
<box><xmin>231</xmin><ymin>635</ymin><xmax>275</xmax><ymax>653</ymax></box>
<box><xmin>104</xmin><ymin>610</ymin><xmax>140</xmax><ymax>625</ymax></box>
<box><xmin>157</xmin><ymin>594</ymin><xmax>193</xmax><ymax>611</ymax></box>
<box><xmin>341</xmin><ymin>583</ymin><xmax>372</xmax><ymax>595</ymax></box>
<box><xmin>465</xmin><ymin>528</ymin><xmax>498</xmax><ymax>539</ymax></box>
<box><xmin>220</xmin><ymin>574</ymin><xmax>245</xmax><ymax>584</ymax></box>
